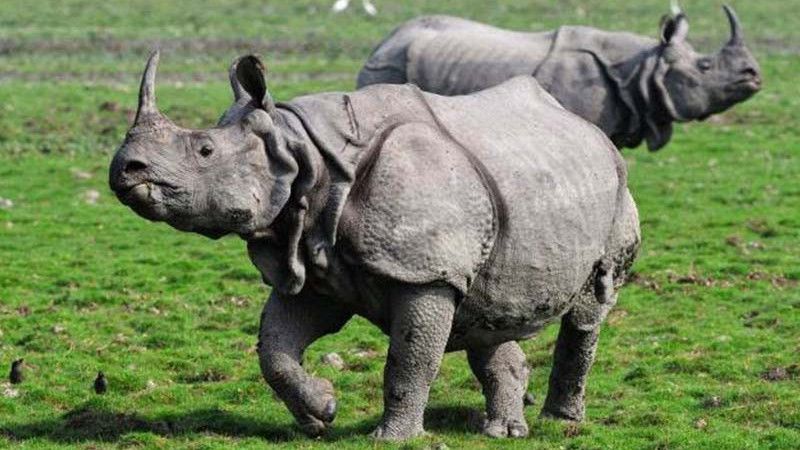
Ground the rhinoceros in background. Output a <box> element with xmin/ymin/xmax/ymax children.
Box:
<box><xmin>109</xmin><ymin>51</ymin><xmax>640</xmax><ymax>440</ymax></box>
<box><xmin>357</xmin><ymin>5</ymin><xmax>761</xmax><ymax>151</ymax></box>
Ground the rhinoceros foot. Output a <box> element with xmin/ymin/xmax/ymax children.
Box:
<box><xmin>482</xmin><ymin>417</ymin><xmax>529</xmax><ymax>438</ymax></box>
<box><xmin>369</xmin><ymin>423</ymin><xmax>427</xmax><ymax>441</ymax></box>
<box><xmin>539</xmin><ymin>404</ymin><xmax>585</xmax><ymax>423</ymax></box>
<box><xmin>293</xmin><ymin>376</ymin><xmax>338</xmax><ymax>436</ymax></box>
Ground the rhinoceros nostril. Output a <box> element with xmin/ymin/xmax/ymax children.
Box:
<box><xmin>124</xmin><ymin>160</ymin><xmax>148</xmax><ymax>174</ymax></box>
<box><xmin>741</xmin><ymin>67</ymin><xmax>759</xmax><ymax>79</ymax></box>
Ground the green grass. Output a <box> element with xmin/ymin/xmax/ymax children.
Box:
<box><xmin>0</xmin><ymin>1</ymin><xmax>799</xmax><ymax>449</ymax></box>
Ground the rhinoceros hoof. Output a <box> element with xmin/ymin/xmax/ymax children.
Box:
<box><xmin>482</xmin><ymin>418</ymin><xmax>529</xmax><ymax>438</ymax></box>
<box><xmin>369</xmin><ymin>423</ymin><xmax>426</xmax><ymax>441</ymax></box>
<box><xmin>540</xmin><ymin>406</ymin><xmax>584</xmax><ymax>423</ymax></box>
<box><xmin>295</xmin><ymin>378</ymin><xmax>338</xmax><ymax>436</ymax></box>
<box><xmin>297</xmin><ymin>398</ymin><xmax>336</xmax><ymax>436</ymax></box>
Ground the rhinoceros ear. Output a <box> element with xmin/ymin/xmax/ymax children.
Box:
<box><xmin>228</xmin><ymin>58</ymin><xmax>247</xmax><ymax>102</ymax></box>
<box><xmin>660</xmin><ymin>13</ymin><xmax>689</xmax><ymax>45</ymax></box>
<box><xmin>234</xmin><ymin>54</ymin><xmax>276</xmax><ymax>113</ymax></box>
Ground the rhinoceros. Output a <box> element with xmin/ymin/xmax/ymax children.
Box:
<box><xmin>357</xmin><ymin>5</ymin><xmax>761</xmax><ymax>151</ymax></box>
<box><xmin>109</xmin><ymin>51</ymin><xmax>640</xmax><ymax>440</ymax></box>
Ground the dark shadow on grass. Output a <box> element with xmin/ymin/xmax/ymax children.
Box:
<box><xmin>0</xmin><ymin>404</ymin><xmax>297</xmax><ymax>443</ymax></box>
<box><xmin>1</xmin><ymin>403</ymin><xmax>484</xmax><ymax>444</ymax></box>
<box><xmin>424</xmin><ymin>405</ymin><xmax>483</xmax><ymax>434</ymax></box>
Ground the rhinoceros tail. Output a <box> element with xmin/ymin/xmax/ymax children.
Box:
<box><xmin>357</xmin><ymin>16</ymin><xmax>455</xmax><ymax>88</ymax></box>
<box><xmin>572</xmin><ymin>187</ymin><xmax>639</xmax><ymax>331</ymax></box>
<box><xmin>586</xmin><ymin>137</ymin><xmax>641</xmax><ymax>317</ymax></box>
<box><xmin>595</xmin><ymin>185</ymin><xmax>640</xmax><ymax>303</ymax></box>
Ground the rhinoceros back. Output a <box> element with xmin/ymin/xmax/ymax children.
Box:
<box><xmin>407</xmin><ymin>24</ymin><xmax>553</xmax><ymax>95</ymax></box>
<box><xmin>357</xmin><ymin>15</ymin><xmax>555</xmax><ymax>95</ymax></box>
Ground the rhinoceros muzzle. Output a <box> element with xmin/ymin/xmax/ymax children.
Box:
<box><xmin>126</xmin><ymin>183</ymin><xmax>153</xmax><ymax>203</ymax></box>
<box><xmin>731</xmin><ymin>76</ymin><xmax>762</xmax><ymax>93</ymax></box>
<box><xmin>116</xmin><ymin>181</ymin><xmax>170</xmax><ymax>221</ymax></box>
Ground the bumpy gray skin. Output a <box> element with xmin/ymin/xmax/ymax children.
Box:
<box><xmin>357</xmin><ymin>5</ymin><xmax>761</xmax><ymax>151</ymax></box>
<box><xmin>109</xmin><ymin>52</ymin><xmax>641</xmax><ymax>440</ymax></box>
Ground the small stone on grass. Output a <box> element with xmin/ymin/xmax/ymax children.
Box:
<box><xmin>83</xmin><ymin>189</ymin><xmax>101</xmax><ymax>204</ymax></box>
<box><xmin>2</xmin><ymin>383</ymin><xmax>19</xmax><ymax>398</ymax></box>
<box><xmin>702</xmin><ymin>395</ymin><xmax>722</xmax><ymax>408</ymax></box>
<box><xmin>320</xmin><ymin>352</ymin><xmax>346</xmax><ymax>370</ymax></box>
<box><xmin>761</xmin><ymin>366</ymin><xmax>794</xmax><ymax>381</ymax></box>
<box><xmin>70</xmin><ymin>168</ymin><xmax>93</xmax><ymax>180</ymax></box>
<box><xmin>352</xmin><ymin>349</ymin><xmax>380</xmax><ymax>359</ymax></box>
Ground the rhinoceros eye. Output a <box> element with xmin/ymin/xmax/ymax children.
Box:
<box><xmin>199</xmin><ymin>145</ymin><xmax>214</xmax><ymax>158</ymax></box>
<box><xmin>697</xmin><ymin>58</ymin><xmax>712</xmax><ymax>73</ymax></box>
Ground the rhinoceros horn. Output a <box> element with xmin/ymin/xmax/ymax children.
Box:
<box><xmin>723</xmin><ymin>5</ymin><xmax>744</xmax><ymax>46</ymax></box>
<box><xmin>134</xmin><ymin>50</ymin><xmax>163</xmax><ymax>125</ymax></box>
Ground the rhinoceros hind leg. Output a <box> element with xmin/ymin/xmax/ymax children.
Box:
<box><xmin>540</xmin><ymin>311</ymin><xmax>601</xmax><ymax>422</ymax></box>
<box><xmin>371</xmin><ymin>284</ymin><xmax>456</xmax><ymax>440</ymax></box>
<box><xmin>467</xmin><ymin>341</ymin><xmax>530</xmax><ymax>438</ymax></box>
<box><xmin>257</xmin><ymin>291</ymin><xmax>352</xmax><ymax>436</ymax></box>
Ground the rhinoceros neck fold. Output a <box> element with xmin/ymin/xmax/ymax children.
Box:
<box><xmin>276</xmin><ymin>97</ymin><xmax>365</xmax><ymax>269</ymax></box>
<box><xmin>606</xmin><ymin>46</ymin><xmax>677</xmax><ymax>151</ymax></box>
<box><xmin>267</xmin><ymin>84</ymin><xmax>506</xmax><ymax>296</ymax></box>
<box><xmin>532</xmin><ymin>26</ymin><xmax>675</xmax><ymax>150</ymax></box>
<box><xmin>247</xmin><ymin>99</ymin><xmax>375</xmax><ymax>296</ymax></box>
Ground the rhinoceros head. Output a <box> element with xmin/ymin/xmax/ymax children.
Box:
<box><xmin>654</xmin><ymin>5</ymin><xmax>761</xmax><ymax>122</ymax></box>
<box><xmin>109</xmin><ymin>52</ymin><xmax>298</xmax><ymax>239</ymax></box>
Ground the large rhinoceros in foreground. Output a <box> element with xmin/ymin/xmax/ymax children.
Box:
<box><xmin>109</xmin><ymin>52</ymin><xmax>640</xmax><ymax>440</ymax></box>
<box><xmin>357</xmin><ymin>5</ymin><xmax>761</xmax><ymax>151</ymax></box>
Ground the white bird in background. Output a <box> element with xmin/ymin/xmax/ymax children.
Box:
<box><xmin>332</xmin><ymin>0</ymin><xmax>377</xmax><ymax>16</ymax></box>
<box><xmin>670</xmin><ymin>0</ymin><xmax>682</xmax><ymax>15</ymax></box>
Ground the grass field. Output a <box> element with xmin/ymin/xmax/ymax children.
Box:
<box><xmin>0</xmin><ymin>1</ymin><xmax>799</xmax><ymax>448</ymax></box>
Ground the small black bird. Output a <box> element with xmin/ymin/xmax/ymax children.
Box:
<box><xmin>93</xmin><ymin>371</ymin><xmax>107</xmax><ymax>394</ymax></box>
<box><xmin>9</xmin><ymin>359</ymin><xmax>23</xmax><ymax>384</ymax></box>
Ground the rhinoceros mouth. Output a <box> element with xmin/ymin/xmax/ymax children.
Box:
<box><xmin>116</xmin><ymin>180</ymin><xmax>177</xmax><ymax>199</ymax></box>
<box><xmin>727</xmin><ymin>77</ymin><xmax>762</xmax><ymax>93</ymax></box>
<box><xmin>116</xmin><ymin>181</ymin><xmax>175</xmax><ymax>221</ymax></box>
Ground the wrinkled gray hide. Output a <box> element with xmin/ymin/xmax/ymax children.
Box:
<box><xmin>357</xmin><ymin>5</ymin><xmax>761</xmax><ymax>151</ymax></box>
<box><xmin>109</xmin><ymin>52</ymin><xmax>640</xmax><ymax>440</ymax></box>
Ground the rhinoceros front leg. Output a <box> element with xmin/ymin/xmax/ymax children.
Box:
<box><xmin>467</xmin><ymin>341</ymin><xmax>530</xmax><ymax>438</ymax></box>
<box><xmin>257</xmin><ymin>291</ymin><xmax>352</xmax><ymax>436</ymax></box>
<box><xmin>541</xmin><ymin>311</ymin><xmax>601</xmax><ymax>421</ymax></box>
<box><xmin>371</xmin><ymin>284</ymin><xmax>456</xmax><ymax>440</ymax></box>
